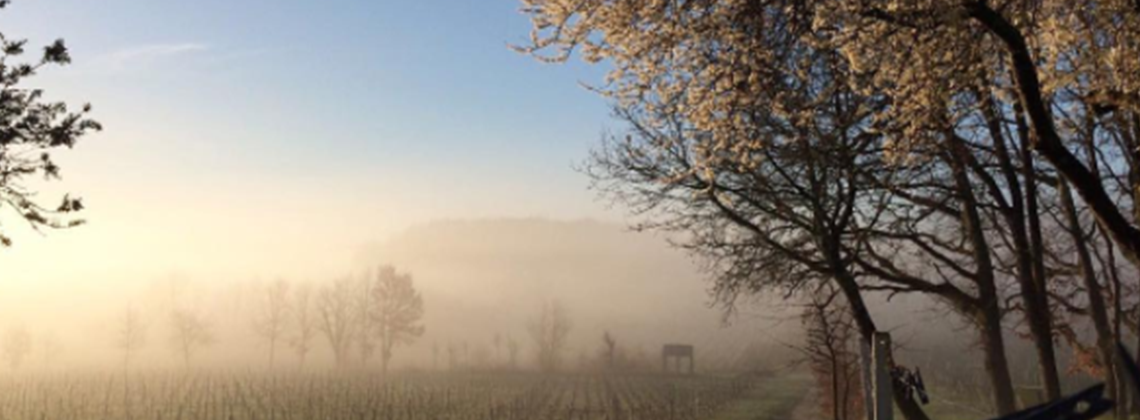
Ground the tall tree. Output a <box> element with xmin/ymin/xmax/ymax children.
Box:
<box><xmin>572</xmin><ymin>36</ymin><xmax>942</xmax><ymax>417</ymax></box>
<box><xmin>253</xmin><ymin>279</ymin><xmax>291</xmax><ymax>368</ymax></box>
<box><xmin>354</xmin><ymin>274</ymin><xmax>377</xmax><ymax>366</ymax></box>
<box><xmin>169</xmin><ymin>309</ymin><xmax>214</xmax><ymax>369</ymax></box>
<box><xmin>369</xmin><ymin>266</ymin><xmax>425</xmax><ymax>373</ymax></box>
<box><xmin>0</xmin><ymin>1</ymin><xmax>101</xmax><ymax>247</ymax></box>
<box><xmin>116</xmin><ymin>305</ymin><xmax>147</xmax><ymax>372</ymax></box>
<box><xmin>316</xmin><ymin>276</ymin><xmax>358</xmax><ymax>369</ymax></box>
<box><xmin>289</xmin><ymin>282</ymin><xmax>318</xmax><ymax>369</ymax></box>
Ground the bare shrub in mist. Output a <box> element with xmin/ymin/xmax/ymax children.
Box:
<box><xmin>116</xmin><ymin>306</ymin><xmax>147</xmax><ymax>371</ymax></box>
<box><xmin>506</xmin><ymin>336</ymin><xmax>520</xmax><ymax>370</ymax></box>
<box><xmin>529</xmin><ymin>300</ymin><xmax>572</xmax><ymax>372</ymax></box>
<box><xmin>37</xmin><ymin>333</ymin><xmax>62</xmax><ymax>369</ymax></box>
<box><xmin>169</xmin><ymin>309</ymin><xmax>214</xmax><ymax>368</ymax></box>
<box><xmin>601</xmin><ymin>331</ymin><xmax>617</xmax><ymax>371</ymax></box>
<box><xmin>1</xmin><ymin>327</ymin><xmax>31</xmax><ymax>371</ymax></box>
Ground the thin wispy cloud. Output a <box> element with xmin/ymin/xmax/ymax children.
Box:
<box><xmin>93</xmin><ymin>43</ymin><xmax>209</xmax><ymax>72</ymax></box>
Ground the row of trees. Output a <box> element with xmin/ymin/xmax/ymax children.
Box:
<box><xmin>431</xmin><ymin>301</ymin><xmax>573</xmax><ymax>373</ymax></box>
<box><xmin>0</xmin><ymin>328</ymin><xmax>63</xmax><ymax>372</ymax></box>
<box><xmin>42</xmin><ymin>276</ymin><xmax>610</xmax><ymax>374</ymax></box>
<box><xmin>520</xmin><ymin>0</ymin><xmax>1140</xmax><ymax>419</ymax></box>
<box><xmin>431</xmin><ymin>302</ymin><xmax>652</xmax><ymax>374</ymax></box>
<box><xmin>112</xmin><ymin>265</ymin><xmax>426</xmax><ymax>371</ymax></box>
<box><xmin>431</xmin><ymin>334</ymin><xmax>524</xmax><ymax>371</ymax></box>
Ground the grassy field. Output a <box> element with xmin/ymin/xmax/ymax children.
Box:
<box><xmin>0</xmin><ymin>371</ymin><xmax>808</xmax><ymax>420</ymax></box>
<box><xmin>710</xmin><ymin>373</ymin><xmax>811</xmax><ymax>420</ymax></box>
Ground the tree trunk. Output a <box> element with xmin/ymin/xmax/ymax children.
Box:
<box><xmin>947</xmin><ymin>134</ymin><xmax>1019</xmax><ymax>413</ymax></box>
<box><xmin>1059</xmin><ymin>161</ymin><xmax>1121</xmax><ymax>416</ymax></box>
<box><xmin>832</xmin><ymin>262</ymin><xmax>930</xmax><ymax>420</ymax></box>
<box><xmin>1019</xmin><ymin>126</ymin><xmax>1063</xmax><ymax>400</ymax></box>
<box><xmin>978</xmin><ymin>308</ymin><xmax>1017</xmax><ymax>414</ymax></box>
<box><xmin>972</xmin><ymin>88</ymin><xmax>1063</xmax><ymax>402</ymax></box>
<box><xmin>969</xmin><ymin>2</ymin><xmax>1140</xmax><ymax>268</ymax></box>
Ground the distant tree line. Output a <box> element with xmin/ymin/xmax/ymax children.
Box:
<box><xmin>101</xmin><ymin>265</ymin><xmax>426</xmax><ymax>372</ymax></box>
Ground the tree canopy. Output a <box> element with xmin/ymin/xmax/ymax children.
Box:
<box><xmin>518</xmin><ymin>0</ymin><xmax>1140</xmax><ymax>264</ymax></box>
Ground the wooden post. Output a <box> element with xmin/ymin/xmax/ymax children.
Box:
<box><xmin>872</xmin><ymin>332</ymin><xmax>894</xmax><ymax>420</ymax></box>
<box><xmin>861</xmin><ymin>339</ymin><xmax>874</xmax><ymax>420</ymax></box>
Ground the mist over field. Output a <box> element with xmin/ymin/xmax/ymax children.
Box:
<box><xmin>1</xmin><ymin>0</ymin><xmax>1137</xmax><ymax>419</ymax></box>
<box><xmin>0</xmin><ymin>215</ymin><xmax>1009</xmax><ymax>392</ymax></box>
<box><xmin>0</xmin><ymin>219</ymin><xmax>790</xmax><ymax>371</ymax></box>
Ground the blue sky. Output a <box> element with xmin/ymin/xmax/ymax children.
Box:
<box><xmin>0</xmin><ymin>1</ymin><xmax>623</xmax><ymax>288</ymax></box>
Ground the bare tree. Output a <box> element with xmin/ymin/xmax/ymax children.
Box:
<box><xmin>253</xmin><ymin>278</ymin><xmax>291</xmax><ymax>368</ymax></box>
<box><xmin>317</xmin><ymin>276</ymin><xmax>357</xmax><ymax>369</ymax></box>
<box><xmin>38</xmin><ymin>333</ymin><xmax>62</xmax><ymax>369</ymax></box>
<box><xmin>370</xmin><ymin>266</ymin><xmax>425</xmax><ymax>373</ymax></box>
<box><xmin>529</xmin><ymin>300</ymin><xmax>571</xmax><ymax>372</ymax></box>
<box><xmin>117</xmin><ymin>306</ymin><xmax>147</xmax><ymax>372</ymax></box>
<box><xmin>462</xmin><ymin>341</ymin><xmax>470</xmax><ymax>369</ymax></box>
<box><xmin>600</xmin><ymin>331</ymin><xmax>617</xmax><ymax>372</ymax></box>
<box><xmin>169</xmin><ymin>309</ymin><xmax>214</xmax><ymax>369</ymax></box>
<box><xmin>471</xmin><ymin>345</ymin><xmax>491</xmax><ymax>370</ymax></box>
<box><xmin>1</xmin><ymin>327</ymin><xmax>31</xmax><ymax>371</ymax></box>
<box><xmin>289</xmin><ymin>282</ymin><xmax>318</xmax><ymax>369</ymax></box>
<box><xmin>446</xmin><ymin>342</ymin><xmax>458</xmax><ymax>371</ymax></box>
<box><xmin>506</xmin><ymin>336</ymin><xmax>520</xmax><ymax>370</ymax></box>
<box><xmin>353</xmin><ymin>274</ymin><xmax>376</xmax><ymax>367</ymax></box>
<box><xmin>493</xmin><ymin>333</ymin><xmax>502</xmax><ymax>366</ymax></box>
<box><xmin>432</xmin><ymin>341</ymin><xmax>440</xmax><ymax>370</ymax></box>
<box><xmin>573</xmin><ymin>48</ymin><xmax>938</xmax><ymax>417</ymax></box>
<box><xmin>796</xmin><ymin>284</ymin><xmax>863</xmax><ymax>420</ymax></box>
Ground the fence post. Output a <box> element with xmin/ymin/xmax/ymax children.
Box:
<box><xmin>872</xmin><ymin>332</ymin><xmax>894</xmax><ymax>420</ymax></box>
<box><xmin>862</xmin><ymin>338</ymin><xmax>874</xmax><ymax>420</ymax></box>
